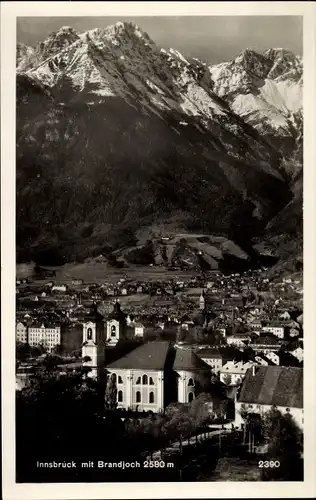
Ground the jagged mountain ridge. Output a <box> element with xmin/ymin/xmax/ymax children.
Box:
<box><xmin>17</xmin><ymin>26</ymin><xmax>80</xmax><ymax>72</ymax></box>
<box><xmin>18</xmin><ymin>25</ymin><xmax>303</xmax><ymax>157</ymax></box>
<box><xmin>16</xmin><ymin>22</ymin><xmax>299</xmax><ymax>267</ymax></box>
<box><xmin>208</xmin><ymin>48</ymin><xmax>303</xmax><ymax>160</ymax></box>
<box><xmin>17</xmin><ymin>25</ymin><xmax>282</xmax><ymax>170</ymax></box>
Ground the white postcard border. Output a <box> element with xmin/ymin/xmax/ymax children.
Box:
<box><xmin>1</xmin><ymin>2</ymin><xmax>316</xmax><ymax>499</ymax></box>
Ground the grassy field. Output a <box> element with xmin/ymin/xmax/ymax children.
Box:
<box><xmin>17</xmin><ymin>261</ymin><xmax>210</xmax><ymax>284</ymax></box>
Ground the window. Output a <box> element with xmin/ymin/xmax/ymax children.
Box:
<box><xmin>149</xmin><ymin>377</ymin><xmax>154</xmax><ymax>385</ymax></box>
<box><xmin>87</xmin><ymin>328</ymin><xmax>93</xmax><ymax>340</ymax></box>
<box><xmin>111</xmin><ymin>373</ymin><xmax>117</xmax><ymax>383</ymax></box>
<box><xmin>118</xmin><ymin>375</ymin><xmax>123</xmax><ymax>384</ymax></box>
<box><xmin>188</xmin><ymin>392</ymin><xmax>194</xmax><ymax>403</ymax></box>
<box><xmin>188</xmin><ymin>378</ymin><xmax>194</xmax><ymax>387</ymax></box>
<box><xmin>135</xmin><ymin>376</ymin><xmax>141</xmax><ymax>385</ymax></box>
<box><xmin>149</xmin><ymin>391</ymin><xmax>155</xmax><ymax>403</ymax></box>
<box><xmin>111</xmin><ymin>325</ymin><xmax>116</xmax><ymax>337</ymax></box>
<box><xmin>118</xmin><ymin>390</ymin><xmax>123</xmax><ymax>402</ymax></box>
<box><xmin>136</xmin><ymin>391</ymin><xmax>141</xmax><ymax>403</ymax></box>
<box><xmin>142</xmin><ymin>374</ymin><xmax>148</xmax><ymax>385</ymax></box>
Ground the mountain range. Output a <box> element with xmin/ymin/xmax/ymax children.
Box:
<box><xmin>16</xmin><ymin>22</ymin><xmax>303</xmax><ymax>274</ymax></box>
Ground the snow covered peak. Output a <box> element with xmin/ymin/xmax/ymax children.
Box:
<box><xmin>112</xmin><ymin>21</ymin><xmax>144</xmax><ymax>36</ymax></box>
<box><xmin>16</xmin><ymin>23</ymin><xmax>302</xmax><ymax>165</ymax></box>
<box><xmin>84</xmin><ymin>21</ymin><xmax>156</xmax><ymax>55</ymax></box>
<box><xmin>233</xmin><ymin>49</ymin><xmax>272</xmax><ymax>79</ymax></box>
<box><xmin>208</xmin><ymin>47</ymin><xmax>303</xmax><ymax>154</ymax></box>
<box><xmin>55</xmin><ymin>26</ymin><xmax>78</xmax><ymax>35</ymax></box>
<box><xmin>263</xmin><ymin>48</ymin><xmax>302</xmax><ymax>80</ymax></box>
<box><xmin>44</xmin><ymin>26</ymin><xmax>80</xmax><ymax>49</ymax></box>
<box><xmin>264</xmin><ymin>48</ymin><xmax>295</xmax><ymax>61</ymax></box>
<box><xmin>94</xmin><ymin>21</ymin><xmax>153</xmax><ymax>44</ymax></box>
<box><xmin>168</xmin><ymin>48</ymin><xmax>189</xmax><ymax>64</ymax></box>
<box><xmin>234</xmin><ymin>48</ymin><xmax>259</xmax><ymax>62</ymax></box>
<box><xmin>43</xmin><ymin>26</ymin><xmax>79</xmax><ymax>45</ymax></box>
<box><xmin>17</xmin><ymin>25</ymin><xmax>80</xmax><ymax>72</ymax></box>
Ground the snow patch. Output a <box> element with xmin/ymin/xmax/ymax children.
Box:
<box><xmin>146</xmin><ymin>79</ymin><xmax>165</xmax><ymax>95</ymax></box>
<box><xmin>169</xmin><ymin>48</ymin><xmax>189</xmax><ymax>65</ymax></box>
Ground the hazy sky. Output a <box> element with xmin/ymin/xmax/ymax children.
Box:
<box><xmin>17</xmin><ymin>16</ymin><xmax>302</xmax><ymax>64</ymax></box>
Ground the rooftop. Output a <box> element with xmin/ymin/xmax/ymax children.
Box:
<box><xmin>197</xmin><ymin>347</ymin><xmax>223</xmax><ymax>359</ymax></box>
<box><xmin>250</xmin><ymin>336</ymin><xmax>281</xmax><ymax>345</ymax></box>
<box><xmin>106</xmin><ymin>341</ymin><xmax>171</xmax><ymax>370</ymax></box>
<box><xmin>197</xmin><ymin>347</ymin><xmax>234</xmax><ymax>359</ymax></box>
<box><xmin>228</xmin><ymin>333</ymin><xmax>252</xmax><ymax>338</ymax></box>
<box><xmin>173</xmin><ymin>348</ymin><xmax>210</xmax><ymax>371</ymax></box>
<box><xmin>221</xmin><ymin>361</ymin><xmax>254</xmax><ymax>373</ymax></box>
<box><xmin>238</xmin><ymin>366</ymin><xmax>303</xmax><ymax>408</ymax></box>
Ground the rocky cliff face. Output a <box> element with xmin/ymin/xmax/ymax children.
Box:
<box><xmin>17</xmin><ymin>26</ymin><xmax>80</xmax><ymax>71</ymax></box>
<box><xmin>17</xmin><ymin>43</ymin><xmax>34</xmax><ymax>68</ymax></box>
<box><xmin>16</xmin><ymin>22</ymin><xmax>301</xmax><ymax>267</ymax></box>
<box><xmin>208</xmin><ymin>48</ymin><xmax>303</xmax><ymax>162</ymax></box>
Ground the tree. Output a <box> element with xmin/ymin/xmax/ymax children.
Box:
<box><xmin>187</xmin><ymin>393</ymin><xmax>213</xmax><ymax>427</ymax></box>
<box><xmin>16</xmin><ymin>342</ymin><xmax>46</xmax><ymax>363</ymax></box>
<box><xmin>16</xmin><ymin>342</ymin><xmax>30</xmax><ymax>363</ymax></box>
<box><xmin>223</xmin><ymin>374</ymin><xmax>232</xmax><ymax>386</ymax></box>
<box><xmin>16</xmin><ymin>366</ymin><xmax>130</xmax><ymax>482</ymax></box>
<box><xmin>51</xmin><ymin>344</ymin><xmax>62</xmax><ymax>355</ymax></box>
<box><xmin>104</xmin><ymin>373</ymin><xmax>118</xmax><ymax>411</ymax></box>
<box><xmin>82</xmin><ymin>355</ymin><xmax>92</xmax><ymax>363</ymax></box>
<box><xmin>163</xmin><ymin>406</ymin><xmax>193</xmax><ymax>455</ymax></box>
<box><xmin>261</xmin><ymin>406</ymin><xmax>303</xmax><ymax>481</ymax></box>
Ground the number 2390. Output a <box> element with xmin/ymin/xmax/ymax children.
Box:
<box><xmin>258</xmin><ymin>460</ymin><xmax>280</xmax><ymax>468</ymax></box>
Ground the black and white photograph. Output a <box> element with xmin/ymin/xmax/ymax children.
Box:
<box><xmin>1</xmin><ymin>1</ymin><xmax>316</xmax><ymax>498</ymax></box>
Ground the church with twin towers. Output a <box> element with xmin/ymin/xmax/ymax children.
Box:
<box><xmin>81</xmin><ymin>301</ymin><xmax>211</xmax><ymax>413</ymax></box>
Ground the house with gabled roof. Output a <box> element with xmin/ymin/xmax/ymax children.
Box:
<box><xmin>226</xmin><ymin>332</ymin><xmax>254</xmax><ymax>349</ymax></box>
<box><xmin>235</xmin><ymin>366</ymin><xmax>303</xmax><ymax>429</ymax></box>
<box><xmin>219</xmin><ymin>360</ymin><xmax>255</xmax><ymax>386</ymax></box>
<box><xmin>196</xmin><ymin>347</ymin><xmax>235</xmax><ymax>371</ymax></box>
<box><xmin>248</xmin><ymin>335</ymin><xmax>284</xmax><ymax>354</ymax></box>
<box><xmin>285</xmin><ymin>339</ymin><xmax>304</xmax><ymax>362</ymax></box>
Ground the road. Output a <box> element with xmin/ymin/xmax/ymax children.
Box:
<box><xmin>149</xmin><ymin>427</ymin><xmax>232</xmax><ymax>460</ymax></box>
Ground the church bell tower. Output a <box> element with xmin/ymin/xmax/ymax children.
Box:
<box><xmin>82</xmin><ymin>303</ymin><xmax>106</xmax><ymax>379</ymax></box>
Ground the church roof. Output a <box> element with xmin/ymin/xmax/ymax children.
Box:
<box><xmin>106</xmin><ymin>341</ymin><xmax>171</xmax><ymax>370</ymax></box>
<box><xmin>238</xmin><ymin>366</ymin><xmax>303</xmax><ymax>408</ymax></box>
<box><xmin>173</xmin><ymin>348</ymin><xmax>210</xmax><ymax>372</ymax></box>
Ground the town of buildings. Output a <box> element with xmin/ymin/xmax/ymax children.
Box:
<box><xmin>16</xmin><ymin>267</ymin><xmax>303</xmax><ymax>429</ymax></box>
